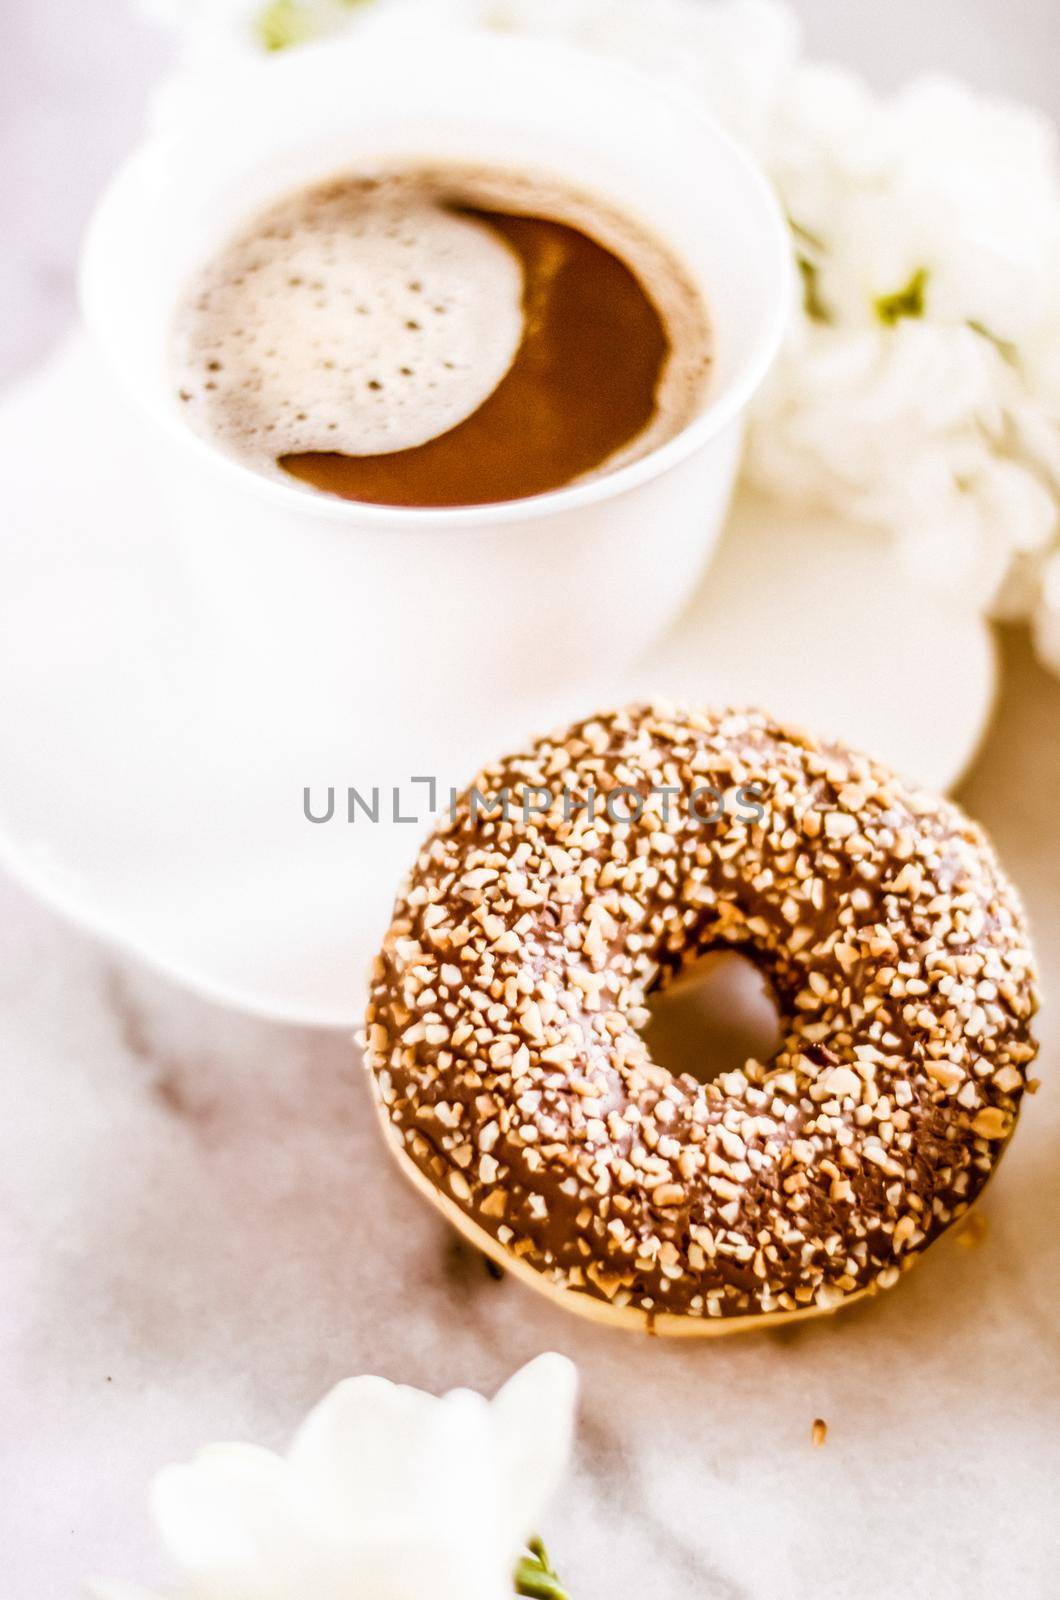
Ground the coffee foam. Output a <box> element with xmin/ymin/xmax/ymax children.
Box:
<box><xmin>172</xmin><ymin>178</ymin><xmax>525</xmax><ymax>460</ymax></box>
<box><xmin>173</xmin><ymin>167</ymin><xmax>713</xmax><ymax>482</ymax></box>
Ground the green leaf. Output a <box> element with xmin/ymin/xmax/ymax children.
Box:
<box><xmin>255</xmin><ymin>0</ymin><xmax>318</xmax><ymax>51</ymax></box>
<box><xmin>875</xmin><ymin>267</ymin><xmax>929</xmax><ymax>326</ymax></box>
<box><xmin>515</xmin><ymin>1538</ymin><xmax>572</xmax><ymax>1600</ymax></box>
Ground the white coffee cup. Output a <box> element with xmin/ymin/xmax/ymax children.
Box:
<box><xmin>80</xmin><ymin>30</ymin><xmax>790</xmax><ymax>741</ymax></box>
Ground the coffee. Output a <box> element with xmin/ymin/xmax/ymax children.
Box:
<box><xmin>173</xmin><ymin>166</ymin><xmax>712</xmax><ymax>508</ymax></box>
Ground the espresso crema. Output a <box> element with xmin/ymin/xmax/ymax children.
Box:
<box><xmin>173</xmin><ymin>166</ymin><xmax>713</xmax><ymax>507</ymax></box>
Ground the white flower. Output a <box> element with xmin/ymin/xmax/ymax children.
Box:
<box><xmin>751</xmin><ymin>56</ymin><xmax>1060</xmax><ymax>629</ymax></box>
<box><xmin>91</xmin><ymin>1353</ymin><xmax>577</xmax><ymax>1600</ymax></box>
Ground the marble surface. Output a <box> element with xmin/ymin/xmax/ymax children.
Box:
<box><xmin>2</xmin><ymin>3</ymin><xmax>1059</xmax><ymax>1598</ymax></box>
<box><xmin>2</xmin><ymin>629</ymin><xmax>1058</xmax><ymax>1600</ymax></box>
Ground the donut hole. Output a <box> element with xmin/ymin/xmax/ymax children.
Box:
<box><xmin>641</xmin><ymin>949</ymin><xmax>782</xmax><ymax>1088</ymax></box>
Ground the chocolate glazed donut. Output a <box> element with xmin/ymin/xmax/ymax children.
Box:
<box><xmin>364</xmin><ymin>706</ymin><xmax>1039</xmax><ymax>1334</ymax></box>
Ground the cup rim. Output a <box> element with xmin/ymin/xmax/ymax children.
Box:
<box><xmin>80</xmin><ymin>29</ymin><xmax>793</xmax><ymax>532</ymax></box>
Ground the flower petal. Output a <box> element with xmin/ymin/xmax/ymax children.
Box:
<box><xmin>489</xmin><ymin>1354</ymin><xmax>578</xmax><ymax>1550</ymax></box>
<box><xmin>151</xmin><ymin>1443</ymin><xmax>310</xmax><ymax>1600</ymax></box>
<box><xmin>287</xmin><ymin>1375</ymin><xmax>496</xmax><ymax>1548</ymax></box>
<box><xmin>1033</xmin><ymin>549</ymin><xmax>1060</xmax><ymax>674</ymax></box>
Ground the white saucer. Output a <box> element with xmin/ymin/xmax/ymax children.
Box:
<box><xmin>0</xmin><ymin>337</ymin><xmax>996</xmax><ymax>1027</ymax></box>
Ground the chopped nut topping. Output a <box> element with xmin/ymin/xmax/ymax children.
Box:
<box><xmin>364</xmin><ymin>706</ymin><xmax>1038</xmax><ymax>1323</ymax></box>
